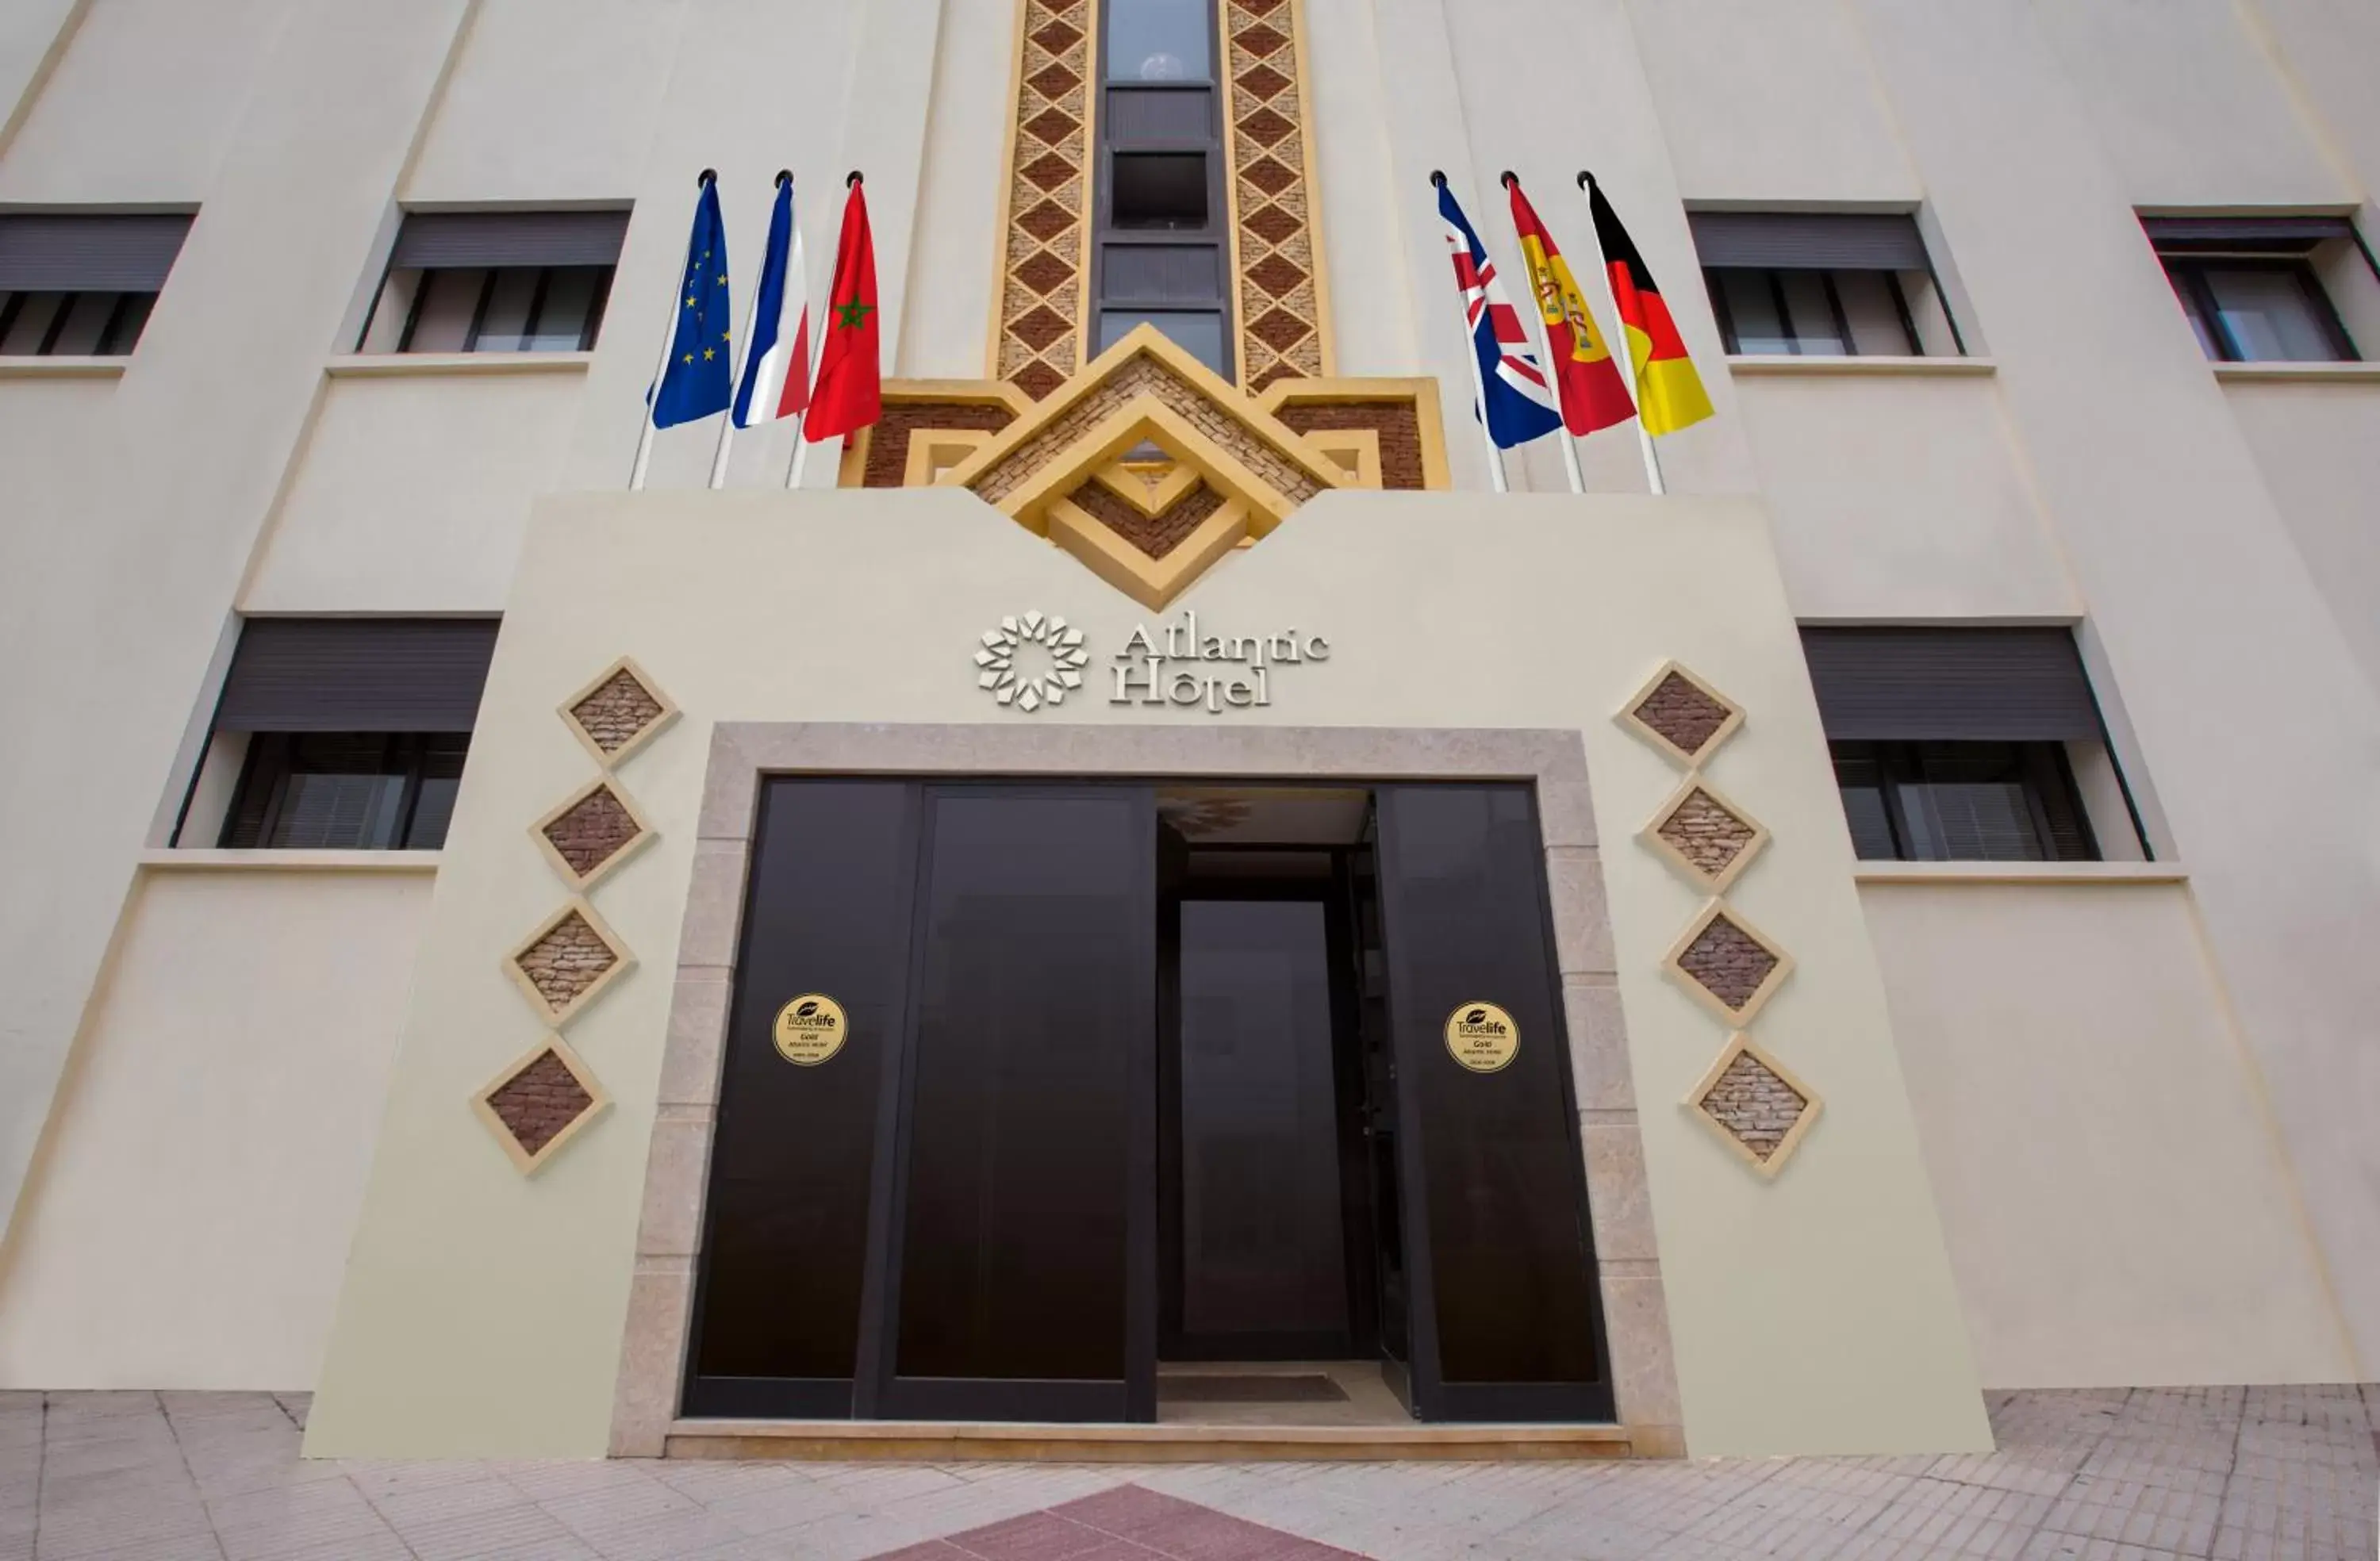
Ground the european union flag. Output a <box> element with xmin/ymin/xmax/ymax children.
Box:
<box><xmin>649</xmin><ymin>178</ymin><xmax>733</xmax><ymax>428</ymax></box>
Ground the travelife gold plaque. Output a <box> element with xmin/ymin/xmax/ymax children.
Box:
<box><xmin>774</xmin><ymin>994</ymin><xmax>847</xmax><ymax>1066</ymax></box>
<box><xmin>1444</xmin><ymin>1001</ymin><xmax>1519</xmax><ymax>1073</ymax></box>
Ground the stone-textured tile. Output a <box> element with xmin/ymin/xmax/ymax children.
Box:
<box><xmin>1545</xmin><ymin>847</ymin><xmax>1617</xmax><ymax>977</ymax></box>
<box><xmin>1562</xmin><ymin>980</ymin><xmax>1636</xmax><ymax>1114</ymax></box>
<box><xmin>676</xmin><ymin>839</ymin><xmax>753</xmax><ymax>969</ymax></box>
<box><xmin>658</xmin><ymin>972</ymin><xmax>733</xmax><ymax>1108</ymax></box>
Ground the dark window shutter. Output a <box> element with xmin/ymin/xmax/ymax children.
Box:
<box><xmin>214</xmin><ymin>618</ymin><xmax>500</xmax><ymax>733</ymax></box>
<box><xmin>1687</xmin><ymin>212</ymin><xmax>1929</xmax><ymax>271</ymax></box>
<box><xmin>1800</xmin><ymin>627</ymin><xmax>2103</xmax><ymax>742</ymax></box>
<box><xmin>0</xmin><ymin>213</ymin><xmax>194</xmax><ymax>292</ymax></box>
<box><xmin>390</xmin><ymin>210</ymin><xmax>630</xmax><ymax>270</ymax></box>
<box><xmin>2141</xmin><ymin>215</ymin><xmax>2355</xmax><ymax>251</ymax></box>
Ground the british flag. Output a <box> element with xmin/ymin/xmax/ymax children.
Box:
<box><xmin>1437</xmin><ymin>179</ymin><xmax>1564</xmax><ymax>449</ymax></box>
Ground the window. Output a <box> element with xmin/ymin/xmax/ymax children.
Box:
<box><xmin>2145</xmin><ymin>217</ymin><xmax>2362</xmax><ymax>363</ymax></box>
<box><xmin>1094</xmin><ymin>0</ymin><xmax>1232</xmax><ymax>377</ymax></box>
<box><xmin>221</xmin><ymin>733</ymin><xmax>467</xmax><ymax>850</ymax></box>
<box><xmin>1802</xmin><ymin>627</ymin><xmax>2133</xmax><ymax>863</ymax></box>
<box><xmin>186</xmin><ymin>618</ymin><xmax>498</xmax><ymax>851</ymax></box>
<box><xmin>358</xmin><ymin>210</ymin><xmax>625</xmax><ymax>355</ymax></box>
<box><xmin>1831</xmin><ymin>742</ymin><xmax>2093</xmax><ymax>862</ymax></box>
<box><xmin>1690</xmin><ymin>211</ymin><xmax>1964</xmax><ymax>358</ymax></box>
<box><xmin>0</xmin><ymin>213</ymin><xmax>191</xmax><ymax>357</ymax></box>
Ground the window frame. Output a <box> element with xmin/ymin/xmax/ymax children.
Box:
<box><xmin>2156</xmin><ymin>251</ymin><xmax>2359</xmax><ymax>363</ymax></box>
<box><xmin>218</xmin><ymin>731</ymin><xmax>468</xmax><ymax>852</ymax></box>
<box><xmin>1831</xmin><ymin>739</ymin><xmax>2098</xmax><ymax>864</ymax></box>
<box><xmin>379</xmin><ymin>262</ymin><xmax>615</xmax><ymax>355</ymax></box>
<box><xmin>1705</xmin><ymin>264</ymin><xmax>1925</xmax><ymax>358</ymax></box>
<box><xmin>0</xmin><ymin>288</ymin><xmax>157</xmax><ymax>356</ymax></box>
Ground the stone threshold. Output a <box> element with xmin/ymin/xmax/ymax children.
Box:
<box><xmin>662</xmin><ymin>1417</ymin><xmax>1643</xmax><ymax>1463</ymax></box>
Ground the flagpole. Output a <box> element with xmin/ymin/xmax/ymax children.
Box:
<box><xmin>1577</xmin><ymin>171</ymin><xmax>1667</xmax><ymax>497</ymax></box>
<box><xmin>789</xmin><ymin>170</ymin><xmax>862</xmax><ymax>490</ymax></box>
<box><xmin>631</xmin><ymin>168</ymin><xmax>715</xmax><ymax>491</ymax></box>
<box><xmin>1431</xmin><ymin>172</ymin><xmax>1509</xmax><ymax>495</ymax></box>
<box><xmin>1501</xmin><ymin>172</ymin><xmax>1586</xmax><ymax>495</ymax></box>
<box><xmin>706</xmin><ymin>169</ymin><xmax>791</xmax><ymax>491</ymax></box>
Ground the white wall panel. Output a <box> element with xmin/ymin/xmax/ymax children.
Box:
<box><xmin>244</xmin><ymin>370</ymin><xmax>587</xmax><ymax>614</ymax></box>
<box><xmin>2225</xmin><ymin>379</ymin><xmax>2380</xmax><ymax>693</ymax></box>
<box><xmin>0</xmin><ymin>0</ymin><xmax>292</xmax><ymax>202</ymax></box>
<box><xmin>1866</xmin><ymin>880</ymin><xmax>2351</xmax><ymax>1388</ymax></box>
<box><xmin>0</xmin><ymin>869</ymin><xmax>429</xmax><ymax>1389</ymax></box>
<box><xmin>1736</xmin><ymin>372</ymin><xmax>2077</xmax><ymax>621</ymax></box>
<box><xmin>896</xmin><ymin>0</ymin><xmax>1012</xmax><ymax>379</ymax></box>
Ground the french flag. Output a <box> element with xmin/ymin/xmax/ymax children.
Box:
<box><xmin>731</xmin><ymin>176</ymin><xmax>812</xmax><ymax>428</ymax></box>
<box><xmin>1436</xmin><ymin>179</ymin><xmax>1562</xmax><ymax>450</ymax></box>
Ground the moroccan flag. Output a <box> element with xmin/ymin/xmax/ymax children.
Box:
<box><xmin>1506</xmin><ymin>175</ymin><xmax>1633</xmax><ymax>436</ymax></box>
<box><xmin>803</xmin><ymin>180</ymin><xmax>880</xmax><ymax>441</ymax></box>
<box><xmin>1585</xmin><ymin>175</ymin><xmax>1713</xmax><ymax>437</ymax></box>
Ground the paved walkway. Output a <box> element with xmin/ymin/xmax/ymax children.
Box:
<box><xmin>2</xmin><ymin>1387</ymin><xmax>2373</xmax><ymax>1560</ymax></box>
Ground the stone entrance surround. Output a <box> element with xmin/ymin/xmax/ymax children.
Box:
<box><xmin>608</xmin><ymin>723</ymin><xmax>1683</xmax><ymax>1458</ymax></box>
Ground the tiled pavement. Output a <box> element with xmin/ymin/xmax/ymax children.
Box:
<box><xmin>0</xmin><ymin>1387</ymin><xmax>2373</xmax><ymax>1560</ymax></box>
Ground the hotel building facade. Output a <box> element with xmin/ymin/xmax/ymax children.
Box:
<box><xmin>0</xmin><ymin>0</ymin><xmax>2375</xmax><ymax>1462</ymax></box>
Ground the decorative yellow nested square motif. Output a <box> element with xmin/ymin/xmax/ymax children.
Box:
<box><xmin>470</xmin><ymin>1034</ymin><xmax>610</xmax><ymax>1176</ymax></box>
<box><xmin>559</xmin><ymin>656</ymin><xmax>679</xmax><ymax>771</ymax></box>
<box><xmin>503</xmin><ymin>896</ymin><xmax>635</xmax><ymax>1026</ymax></box>
<box><xmin>1617</xmin><ymin>660</ymin><xmax>1745</xmax><ymax>769</ymax></box>
<box><xmin>1683</xmin><ymin>1032</ymin><xmax>1821</xmax><ymax>1179</ymax></box>
<box><xmin>529</xmin><ymin>775</ymin><xmax>658</xmax><ymax>893</ymax></box>
<box><xmin>1661</xmin><ymin>898</ymin><xmax>1795</xmax><ymax>1026</ymax></box>
<box><xmin>1639</xmin><ymin>775</ymin><xmax>1770</xmax><ymax>895</ymax></box>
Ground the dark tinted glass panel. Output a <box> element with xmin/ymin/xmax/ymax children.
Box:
<box><xmin>0</xmin><ymin>290</ymin><xmax>155</xmax><ymax>356</ymax></box>
<box><xmin>693</xmin><ymin>780</ymin><xmax>914</xmax><ymax>1392</ymax></box>
<box><xmin>1831</xmin><ymin>746</ymin><xmax>1898</xmax><ymax>861</ymax></box>
<box><xmin>1375</xmin><ymin>786</ymin><xmax>1599</xmax><ymax>1388</ymax></box>
<box><xmin>1108</xmin><ymin>0</ymin><xmax>1211</xmax><ymax>80</ymax></box>
<box><xmin>1106</xmin><ymin>86</ymin><xmax>1214</xmax><ymax>142</ymax></box>
<box><xmin>1102</xmin><ymin>243</ymin><xmax>1223</xmax><ymax>303</ymax></box>
<box><xmin>1099</xmin><ymin>309</ymin><xmax>1225</xmax><ymax>374</ymax></box>
<box><xmin>1829</xmin><ymin>741</ymin><xmax>2097</xmax><ymax>862</ymax></box>
<box><xmin>1177</xmin><ymin>899</ymin><xmax>1348</xmax><ymax>1344</ymax></box>
<box><xmin>219</xmin><ymin>732</ymin><xmax>469</xmax><ymax>850</ymax></box>
<box><xmin>1112</xmin><ymin>152</ymin><xmax>1209</xmax><ymax>230</ymax></box>
<box><xmin>896</xmin><ymin>792</ymin><xmax>1148</xmax><ymax>1383</ymax></box>
<box><xmin>2203</xmin><ymin>266</ymin><xmax>2347</xmax><ymax>362</ymax></box>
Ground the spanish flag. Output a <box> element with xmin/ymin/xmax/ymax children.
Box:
<box><xmin>1585</xmin><ymin>175</ymin><xmax>1713</xmax><ymax>437</ymax></box>
<box><xmin>1505</xmin><ymin>175</ymin><xmax>1634</xmax><ymax>436</ymax></box>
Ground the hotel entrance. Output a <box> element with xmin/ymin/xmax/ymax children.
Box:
<box><xmin>681</xmin><ymin>778</ymin><xmax>1610</xmax><ymax>1427</ymax></box>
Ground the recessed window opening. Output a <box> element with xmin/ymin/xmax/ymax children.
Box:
<box><xmin>0</xmin><ymin>212</ymin><xmax>191</xmax><ymax>357</ymax></box>
<box><xmin>357</xmin><ymin>210</ymin><xmax>626</xmax><ymax>355</ymax></box>
<box><xmin>1112</xmin><ymin>152</ymin><xmax>1211</xmax><ymax>232</ymax></box>
<box><xmin>1107</xmin><ymin>0</ymin><xmax>1213</xmax><ymax>81</ymax></box>
<box><xmin>1094</xmin><ymin>0</ymin><xmax>1231</xmax><ymax>378</ymax></box>
<box><xmin>221</xmin><ymin>732</ymin><xmax>467</xmax><ymax>850</ymax></box>
<box><xmin>2145</xmin><ymin>216</ymin><xmax>2366</xmax><ymax>363</ymax></box>
<box><xmin>1690</xmin><ymin>211</ymin><xmax>1964</xmax><ymax>358</ymax></box>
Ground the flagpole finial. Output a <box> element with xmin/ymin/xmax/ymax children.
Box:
<box><xmin>1500</xmin><ymin>170</ymin><xmax>1518</xmax><ymax>189</ymax></box>
<box><xmin>1577</xmin><ymin>171</ymin><xmax>1595</xmax><ymax>190</ymax></box>
<box><xmin>698</xmin><ymin>167</ymin><xmax>717</xmax><ymax>186</ymax></box>
<box><xmin>1428</xmin><ymin>170</ymin><xmax>1448</xmax><ymax>189</ymax></box>
<box><xmin>774</xmin><ymin>169</ymin><xmax>792</xmax><ymax>187</ymax></box>
<box><xmin>846</xmin><ymin>170</ymin><xmax>864</xmax><ymax>188</ymax></box>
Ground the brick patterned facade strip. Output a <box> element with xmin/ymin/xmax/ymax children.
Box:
<box><xmin>486</xmin><ymin>1049</ymin><xmax>594</xmax><ymax>1159</ymax></box>
<box><xmin>570</xmin><ymin>669</ymin><xmax>665</xmax><ymax>757</ymax></box>
<box><xmin>1273</xmin><ymin>401</ymin><xmax>1427</xmax><ymax>489</ymax></box>
<box><xmin>1677</xmin><ymin>914</ymin><xmax>1780</xmax><ymax>1013</ymax></box>
<box><xmin>997</xmin><ymin>0</ymin><xmax>1094</xmax><ymax>401</ymax></box>
<box><xmin>1070</xmin><ymin>480</ymin><xmax>1224</xmax><ymax>559</ymax></box>
<box><xmin>862</xmin><ymin>402</ymin><xmax>1019</xmax><ymax>489</ymax></box>
<box><xmin>1699</xmin><ymin>1050</ymin><xmax>1807</xmax><ymax>1162</ymax></box>
<box><xmin>540</xmin><ymin>785</ymin><xmax>643</xmax><ymax>876</ymax></box>
<box><xmin>1223</xmin><ymin>0</ymin><xmax>1326</xmax><ymax>389</ymax></box>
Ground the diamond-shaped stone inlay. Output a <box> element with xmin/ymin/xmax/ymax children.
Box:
<box><xmin>1238</xmin><ymin>21</ymin><xmax>1289</xmax><ymax>56</ymax></box>
<box><xmin>1245</xmin><ymin>201</ymin><xmax>1300</xmax><ymax>245</ymax></box>
<box><xmin>1018</xmin><ymin>199</ymin><xmax>1076</xmax><ymax>244</ymax></box>
<box><xmin>1021</xmin><ymin>148</ymin><xmax>1077</xmax><ymax>191</ymax></box>
<box><xmin>1238</xmin><ymin>62</ymin><xmax>1292</xmax><ymax>99</ymax></box>
<box><xmin>1622</xmin><ymin>662</ymin><xmax>1742</xmax><ymax>766</ymax></box>
<box><xmin>474</xmin><ymin>1038</ymin><xmax>608</xmax><ymax>1175</ymax></box>
<box><xmin>1023</xmin><ymin>105</ymin><xmax>1079</xmax><ymax>147</ymax></box>
<box><xmin>1250</xmin><ymin>308</ymin><xmax>1312</xmax><ymax>353</ymax></box>
<box><xmin>1247</xmin><ymin>252</ymin><xmax>1306</xmax><ymax>299</ymax></box>
<box><xmin>1029</xmin><ymin>17</ymin><xmax>1083</xmax><ymax>53</ymax></box>
<box><xmin>1243</xmin><ymin>155</ymin><xmax>1297</xmax><ymax>198</ymax></box>
<box><xmin>1026</xmin><ymin>59</ymin><xmax>1081</xmax><ymax>98</ymax></box>
<box><xmin>1238</xmin><ymin>105</ymin><xmax>1295</xmax><ymax>147</ymax></box>
<box><xmin>1691</xmin><ymin>1041</ymin><xmax>1817</xmax><ymax>1173</ymax></box>
<box><xmin>566</xmin><ymin>665</ymin><xmax>669</xmax><ymax>763</ymax></box>
<box><xmin>508</xmin><ymin>903</ymin><xmax>630</xmax><ymax>1023</ymax></box>
<box><xmin>1015</xmin><ymin>250</ymin><xmax>1074</xmax><ymax>297</ymax></box>
<box><xmin>1650</xmin><ymin>782</ymin><xmax>1765</xmax><ymax>891</ymax></box>
<box><xmin>536</xmin><ymin>780</ymin><xmax>649</xmax><ymax>888</ymax></box>
<box><xmin>1012</xmin><ymin>304</ymin><xmax>1073</xmax><ymax>351</ymax></box>
<box><xmin>1671</xmin><ymin>906</ymin><xmax>1788</xmax><ymax>1021</ymax></box>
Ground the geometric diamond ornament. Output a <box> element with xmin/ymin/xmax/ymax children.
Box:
<box><xmin>1640</xmin><ymin>777</ymin><xmax>1770</xmax><ymax>894</ymax></box>
<box><xmin>1618</xmin><ymin>660</ymin><xmax>1744</xmax><ymax>769</ymax></box>
<box><xmin>471</xmin><ymin>1035</ymin><xmax>610</xmax><ymax>1176</ymax></box>
<box><xmin>560</xmin><ymin>656</ymin><xmax>678</xmax><ymax>769</ymax></box>
<box><xmin>530</xmin><ymin>776</ymin><xmax>657</xmax><ymax>892</ymax></box>
<box><xmin>504</xmin><ymin>897</ymin><xmax>634</xmax><ymax>1026</ymax></box>
<box><xmin>1663</xmin><ymin>899</ymin><xmax>1795</xmax><ymax>1026</ymax></box>
<box><xmin>1685</xmin><ymin>1032</ymin><xmax>1821</xmax><ymax>1179</ymax></box>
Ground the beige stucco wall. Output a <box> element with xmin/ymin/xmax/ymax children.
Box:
<box><xmin>304</xmin><ymin>487</ymin><xmax>1988</xmax><ymax>1460</ymax></box>
<box><xmin>0</xmin><ymin>865</ymin><xmax>430</xmax><ymax>1390</ymax></box>
<box><xmin>1864</xmin><ymin>877</ymin><xmax>2354</xmax><ymax>1390</ymax></box>
<box><xmin>2222</xmin><ymin>378</ymin><xmax>2380</xmax><ymax>694</ymax></box>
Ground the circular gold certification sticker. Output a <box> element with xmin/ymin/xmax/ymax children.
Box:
<box><xmin>773</xmin><ymin>994</ymin><xmax>847</xmax><ymax>1066</ymax></box>
<box><xmin>1444</xmin><ymin>1001</ymin><xmax>1519</xmax><ymax>1073</ymax></box>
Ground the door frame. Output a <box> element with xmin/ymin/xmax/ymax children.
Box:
<box><xmin>612</xmin><ymin>724</ymin><xmax>1679</xmax><ymax>1457</ymax></box>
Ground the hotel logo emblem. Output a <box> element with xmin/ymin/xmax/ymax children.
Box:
<box><xmin>973</xmin><ymin>612</ymin><xmax>1089</xmax><ymax>712</ymax></box>
<box><xmin>774</xmin><ymin>993</ymin><xmax>848</xmax><ymax>1066</ymax></box>
<box><xmin>1444</xmin><ymin>1001</ymin><xmax>1519</xmax><ymax>1073</ymax></box>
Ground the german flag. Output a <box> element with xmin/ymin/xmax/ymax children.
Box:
<box><xmin>1585</xmin><ymin>175</ymin><xmax>1713</xmax><ymax>437</ymax></box>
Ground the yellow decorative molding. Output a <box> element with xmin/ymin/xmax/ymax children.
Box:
<box><xmin>1050</xmin><ymin>491</ymin><xmax>1253</xmax><ymax>610</ymax></box>
<box><xmin>1257</xmin><ymin>376</ymin><xmax>1451</xmax><ymax>490</ymax></box>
